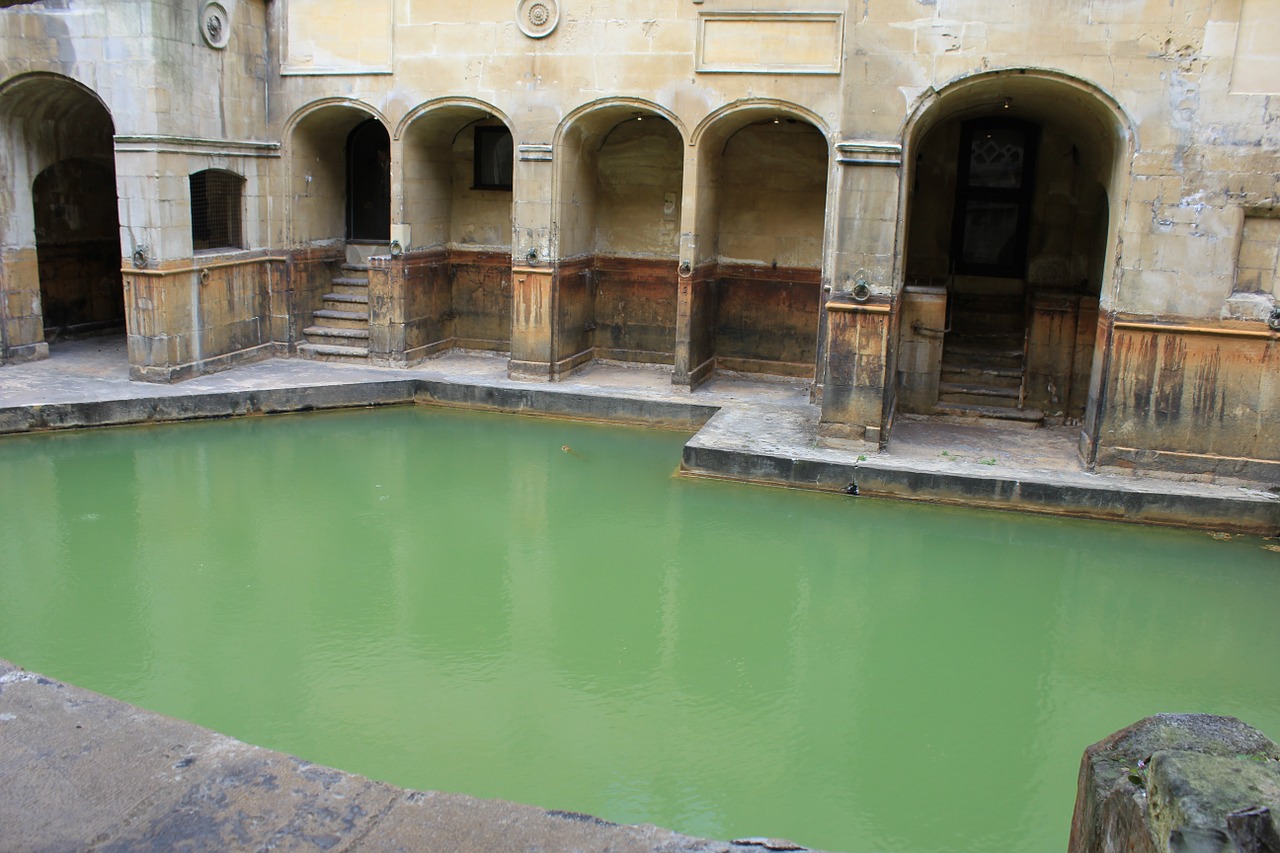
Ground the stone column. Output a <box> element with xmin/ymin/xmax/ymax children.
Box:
<box><xmin>817</xmin><ymin>141</ymin><xmax>903</xmax><ymax>441</ymax></box>
<box><xmin>509</xmin><ymin>143</ymin><xmax>556</xmax><ymax>379</ymax></box>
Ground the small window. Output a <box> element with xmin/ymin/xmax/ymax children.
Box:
<box><xmin>473</xmin><ymin>126</ymin><xmax>514</xmax><ymax>190</ymax></box>
<box><xmin>190</xmin><ymin>169</ymin><xmax>244</xmax><ymax>251</ymax></box>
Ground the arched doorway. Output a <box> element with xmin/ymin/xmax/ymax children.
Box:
<box><xmin>346</xmin><ymin>118</ymin><xmax>391</xmax><ymax>242</ymax></box>
<box><xmin>34</xmin><ymin>158</ymin><xmax>124</xmax><ymax>336</ymax></box>
<box><xmin>0</xmin><ymin>74</ymin><xmax>123</xmax><ymax>363</ymax></box>
<box><xmin>900</xmin><ymin>73</ymin><xmax>1126</xmax><ymax>429</ymax></box>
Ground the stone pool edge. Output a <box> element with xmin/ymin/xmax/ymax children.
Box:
<box><xmin>0</xmin><ymin>658</ymin><xmax>810</xmax><ymax>853</ymax></box>
<box><xmin>0</xmin><ymin>378</ymin><xmax>1276</xmax><ymax>535</ymax></box>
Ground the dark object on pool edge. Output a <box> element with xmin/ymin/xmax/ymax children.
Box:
<box><xmin>843</xmin><ymin>482</ymin><xmax>859</xmax><ymax>496</ymax></box>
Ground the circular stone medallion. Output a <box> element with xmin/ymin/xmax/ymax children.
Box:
<box><xmin>516</xmin><ymin>0</ymin><xmax>559</xmax><ymax>38</ymax></box>
<box><xmin>201</xmin><ymin>1</ymin><xmax>230</xmax><ymax>49</ymax></box>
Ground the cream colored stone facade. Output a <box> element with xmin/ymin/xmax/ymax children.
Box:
<box><xmin>1</xmin><ymin>0</ymin><xmax>1276</xmax><ymax>478</ymax></box>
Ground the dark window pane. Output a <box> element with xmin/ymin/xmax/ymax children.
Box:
<box><xmin>474</xmin><ymin>126</ymin><xmax>513</xmax><ymax>190</ymax></box>
<box><xmin>967</xmin><ymin>127</ymin><xmax>1026</xmax><ymax>189</ymax></box>
<box><xmin>190</xmin><ymin>170</ymin><xmax>243</xmax><ymax>251</ymax></box>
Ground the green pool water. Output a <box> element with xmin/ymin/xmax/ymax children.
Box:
<box><xmin>1</xmin><ymin>406</ymin><xmax>1277</xmax><ymax>852</ymax></box>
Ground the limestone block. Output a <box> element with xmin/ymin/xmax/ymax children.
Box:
<box><xmin>1069</xmin><ymin>715</ymin><xmax>1280</xmax><ymax>853</ymax></box>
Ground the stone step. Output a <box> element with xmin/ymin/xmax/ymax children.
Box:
<box><xmin>311</xmin><ymin>309</ymin><xmax>369</xmax><ymax>329</ymax></box>
<box><xmin>323</xmin><ymin>292</ymin><xmax>369</xmax><ymax>309</ymax></box>
<box><xmin>932</xmin><ymin>401</ymin><xmax>1044</xmax><ymax>428</ymax></box>
<box><xmin>938</xmin><ymin>391</ymin><xmax>1025</xmax><ymax>409</ymax></box>
<box><xmin>941</xmin><ymin>365</ymin><xmax>1023</xmax><ymax>389</ymax></box>
<box><xmin>341</xmin><ymin>263</ymin><xmax>371</xmax><ymax>274</ymax></box>
<box><xmin>296</xmin><ymin>342</ymin><xmax>370</xmax><ymax>362</ymax></box>
<box><xmin>303</xmin><ymin>325</ymin><xmax>369</xmax><ymax>346</ymax></box>
<box><xmin>331</xmin><ymin>275</ymin><xmax>369</xmax><ymax>289</ymax></box>
<box><xmin>939</xmin><ymin>381</ymin><xmax>1020</xmax><ymax>399</ymax></box>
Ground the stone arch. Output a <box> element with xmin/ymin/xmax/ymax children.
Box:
<box><xmin>894</xmin><ymin>68</ymin><xmax>1135</xmax><ymax>430</ymax></box>
<box><xmin>0</xmin><ymin>72</ymin><xmax>123</xmax><ymax>362</ymax></box>
<box><xmin>550</xmin><ymin>99</ymin><xmax>687</xmax><ymax>368</ymax></box>
<box><xmin>397</xmin><ymin>98</ymin><xmax>515</xmax><ymax>253</ymax></box>
<box><xmin>683</xmin><ymin>99</ymin><xmax>832</xmax><ymax>382</ymax></box>
<box><xmin>395</xmin><ymin>98</ymin><xmax>517</xmax><ymax>355</ymax></box>
<box><xmin>284</xmin><ymin>99</ymin><xmax>388</xmax><ymax>247</ymax></box>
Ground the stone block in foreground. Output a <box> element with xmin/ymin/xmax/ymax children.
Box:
<box><xmin>1069</xmin><ymin>714</ymin><xmax>1280</xmax><ymax>853</ymax></box>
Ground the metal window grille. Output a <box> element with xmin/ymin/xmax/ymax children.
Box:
<box><xmin>190</xmin><ymin>170</ymin><xmax>243</xmax><ymax>251</ymax></box>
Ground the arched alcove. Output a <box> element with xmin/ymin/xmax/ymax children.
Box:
<box><xmin>285</xmin><ymin>102</ymin><xmax>387</xmax><ymax>249</ymax></box>
<box><xmin>553</xmin><ymin>101</ymin><xmax>686</xmax><ymax>368</ymax></box>
<box><xmin>688</xmin><ymin>105</ymin><xmax>830</xmax><ymax>381</ymax></box>
<box><xmin>395</xmin><ymin>101</ymin><xmax>516</xmax><ymax>355</ymax></box>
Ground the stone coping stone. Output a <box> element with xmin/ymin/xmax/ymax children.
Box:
<box><xmin>0</xmin><ymin>659</ymin><xmax>820</xmax><ymax>853</ymax></box>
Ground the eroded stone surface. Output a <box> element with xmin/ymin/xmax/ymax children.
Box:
<box><xmin>1069</xmin><ymin>714</ymin><xmax>1280</xmax><ymax>853</ymax></box>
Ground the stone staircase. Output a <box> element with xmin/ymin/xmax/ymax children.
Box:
<box><xmin>934</xmin><ymin>292</ymin><xmax>1044</xmax><ymax>427</ymax></box>
<box><xmin>297</xmin><ymin>263</ymin><xmax>371</xmax><ymax>363</ymax></box>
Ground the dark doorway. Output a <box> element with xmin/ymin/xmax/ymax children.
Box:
<box><xmin>33</xmin><ymin>158</ymin><xmax>124</xmax><ymax>335</ymax></box>
<box><xmin>346</xmin><ymin>119</ymin><xmax>391</xmax><ymax>241</ymax></box>
<box><xmin>951</xmin><ymin>119</ymin><xmax>1039</xmax><ymax>278</ymax></box>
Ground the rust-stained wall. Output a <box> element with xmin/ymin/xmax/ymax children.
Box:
<box><xmin>552</xmin><ymin>256</ymin><xmax>593</xmax><ymax>375</ymax></box>
<box><xmin>451</xmin><ymin>250</ymin><xmax>511</xmax><ymax>352</ymax></box>
<box><xmin>0</xmin><ymin>247</ymin><xmax>42</xmax><ymax>363</ymax></box>
<box><xmin>509</xmin><ymin>267</ymin><xmax>553</xmax><ymax>379</ymax></box>
<box><xmin>713</xmin><ymin>264</ymin><xmax>821</xmax><ymax>378</ymax></box>
<box><xmin>283</xmin><ymin>248</ymin><xmax>342</xmax><ymax>349</ymax></box>
<box><xmin>125</xmin><ymin>257</ymin><xmax>276</xmax><ymax>382</ymax></box>
<box><xmin>820</xmin><ymin>303</ymin><xmax>891</xmax><ymax>444</ymax></box>
<box><xmin>1097</xmin><ymin>321</ymin><xmax>1278</xmax><ymax>477</ymax></box>
<box><xmin>592</xmin><ymin>257</ymin><xmax>677</xmax><ymax>363</ymax></box>
<box><xmin>1024</xmin><ymin>292</ymin><xmax>1099</xmax><ymax>419</ymax></box>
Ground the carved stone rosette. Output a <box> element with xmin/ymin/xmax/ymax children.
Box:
<box><xmin>516</xmin><ymin>0</ymin><xmax>559</xmax><ymax>39</ymax></box>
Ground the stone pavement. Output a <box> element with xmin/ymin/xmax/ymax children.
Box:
<box><xmin>0</xmin><ymin>336</ymin><xmax>1277</xmax><ymax>534</ymax></box>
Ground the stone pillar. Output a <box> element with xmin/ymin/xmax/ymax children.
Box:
<box><xmin>818</xmin><ymin>300</ymin><xmax>891</xmax><ymax>445</ymax></box>
<box><xmin>1068</xmin><ymin>714</ymin><xmax>1280</xmax><ymax>853</ymax></box>
<box><xmin>509</xmin><ymin>141</ymin><xmax>556</xmax><ymax>379</ymax></box>
<box><xmin>0</xmin><ymin>247</ymin><xmax>46</xmax><ymax>365</ymax></box>
<box><xmin>815</xmin><ymin>141</ymin><xmax>903</xmax><ymax>426</ymax></box>
<box><xmin>673</xmin><ymin>149</ymin><xmax>713</xmax><ymax>390</ymax></box>
<box><xmin>509</xmin><ymin>266</ymin><xmax>555</xmax><ymax>379</ymax></box>
<box><xmin>365</xmin><ymin>255</ymin><xmax>403</xmax><ymax>366</ymax></box>
<box><xmin>673</xmin><ymin>262</ymin><xmax>716</xmax><ymax>389</ymax></box>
